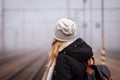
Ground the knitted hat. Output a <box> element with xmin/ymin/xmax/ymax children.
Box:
<box><xmin>54</xmin><ymin>19</ymin><xmax>77</xmax><ymax>41</ymax></box>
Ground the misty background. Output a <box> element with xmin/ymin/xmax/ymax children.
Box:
<box><xmin>0</xmin><ymin>0</ymin><xmax>120</xmax><ymax>56</ymax></box>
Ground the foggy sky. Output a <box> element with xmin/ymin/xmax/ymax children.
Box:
<box><xmin>0</xmin><ymin>0</ymin><xmax>120</xmax><ymax>51</ymax></box>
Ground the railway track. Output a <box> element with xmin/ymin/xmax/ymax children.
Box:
<box><xmin>0</xmin><ymin>52</ymin><xmax>32</xmax><ymax>65</ymax></box>
<box><xmin>0</xmin><ymin>51</ymin><xmax>48</xmax><ymax>80</ymax></box>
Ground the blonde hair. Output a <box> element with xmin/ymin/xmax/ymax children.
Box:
<box><xmin>48</xmin><ymin>39</ymin><xmax>66</xmax><ymax>67</ymax></box>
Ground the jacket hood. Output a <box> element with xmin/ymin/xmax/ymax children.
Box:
<box><xmin>59</xmin><ymin>38</ymin><xmax>93</xmax><ymax>62</ymax></box>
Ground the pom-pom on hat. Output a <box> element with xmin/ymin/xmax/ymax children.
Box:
<box><xmin>54</xmin><ymin>19</ymin><xmax>77</xmax><ymax>41</ymax></box>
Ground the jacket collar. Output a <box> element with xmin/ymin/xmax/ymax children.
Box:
<box><xmin>59</xmin><ymin>38</ymin><xmax>93</xmax><ymax>62</ymax></box>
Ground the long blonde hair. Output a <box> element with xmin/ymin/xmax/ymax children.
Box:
<box><xmin>48</xmin><ymin>39</ymin><xmax>66</xmax><ymax>67</ymax></box>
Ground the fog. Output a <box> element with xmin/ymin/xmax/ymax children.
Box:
<box><xmin>0</xmin><ymin>0</ymin><xmax>120</xmax><ymax>52</ymax></box>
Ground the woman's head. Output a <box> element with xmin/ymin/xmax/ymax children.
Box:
<box><xmin>48</xmin><ymin>19</ymin><xmax>77</xmax><ymax>67</ymax></box>
<box><xmin>54</xmin><ymin>19</ymin><xmax>77</xmax><ymax>41</ymax></box>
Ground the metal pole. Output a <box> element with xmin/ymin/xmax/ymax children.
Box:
<box><xmin>31</xmin><ymin>31</ymin><xmax>34</xmax><ymax>50</ymax></box>
<box><xmin>89</xmin><ymin>0</ymin><xmax>93</xmax><ymax>47</ymax></box>
<box><xmin>15</xmin><ymin>29</ymin><xmax>18</xmax><ymax>51</ymax></box>
<box><xmin>22</xmin><ymin>10</ymin><xmax>25</xmax><ymax>51</ymax></box>
<box><xmin>1</xmin><ymin>0</ymin><xmax>5</xmax><ymax>55</ymax></box>
<box><xmin>101</xmin><ymin>0</ymin><xmax>106</xmax><ymax>65</ymax></box>
<box><xmin>83</xmin><ymin>0</ymin><xmax>87</xmax><ymax>41</ymax></box>
<box><xmin>67</xmin><ymin>0</ymin><xmax>70</xmax><ymax>18</ymax></box>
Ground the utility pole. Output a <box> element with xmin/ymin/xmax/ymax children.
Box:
<box><xmin>15</xmin><ymin>29</ymin><xmax>18</xmax><ymax>51</ymax></box>
<box><xmin>101</xmin><ymin>0</ymin><xmax>106</xmax><ymax>65</ymax></box>
<box><xmin>67</xmin><ymin>0</ymin><xmax>70</xmax><ymax>18</ymax></box>
<box><xmin>22</xmin><ymin>10</ymin><xmax>25</xmax><ymax>51</ymax></box>
<box><xmin>89</xmin><ymin>0</ymin><xmax>93</xmax><ymax>47</ymax></box>
<box><xmin>83</xmin><ymin>0</ymin><xmax>87</xmax><ymax>41</ymax></box>
<box><xmin>1</xmin><ymin>0</ymin><xmax>5</xmax><ymax>55</ymax></box>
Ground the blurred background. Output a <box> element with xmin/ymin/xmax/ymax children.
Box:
<box><xmin>0</xmin><ymin>0</ymin><xmax>120</xmax><ymax>80</ymax></box>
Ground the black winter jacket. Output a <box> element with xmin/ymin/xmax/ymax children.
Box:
<box><xmin>52</xmin><ymin>38</ymin><xmax>93</xmax><ymax>80</ymax></box>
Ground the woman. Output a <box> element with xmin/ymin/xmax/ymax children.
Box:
<box><xmin>46</xmin><ymin>19</ymin><xmax>93</xmax><ymax>80</ymax></box>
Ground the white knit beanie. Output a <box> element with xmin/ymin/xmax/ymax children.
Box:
<box><xmin>54</xmin><ymin>19</ymin><xmax>77</xmax><ymax>41</ymax></box>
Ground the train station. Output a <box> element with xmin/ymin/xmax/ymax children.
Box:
<box><xmin>0</xmin><ymin>0</ymin><xmax>120</xmax><ymax>80</ymax></box>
